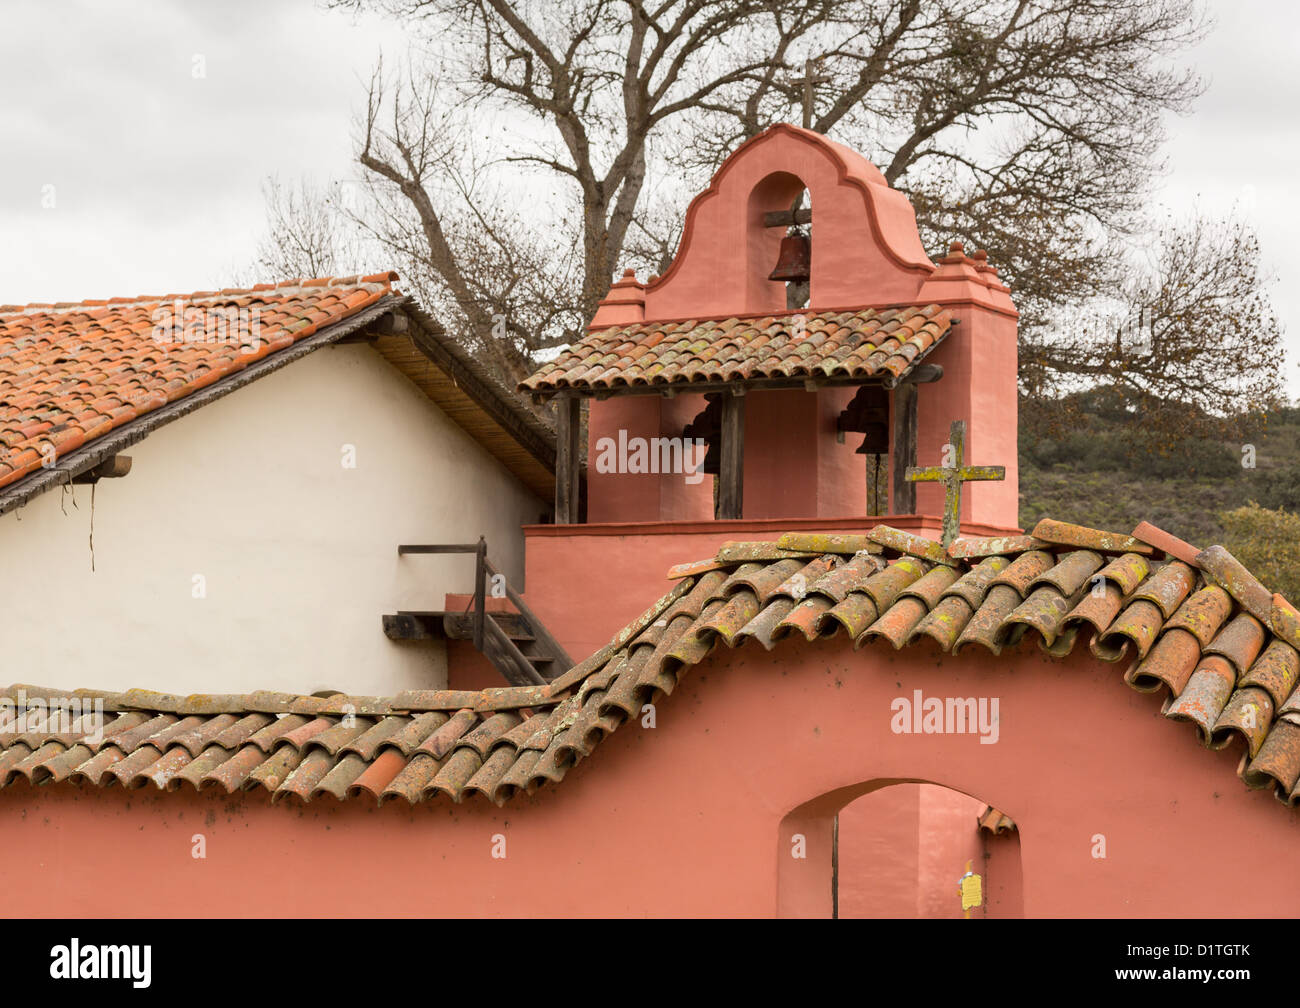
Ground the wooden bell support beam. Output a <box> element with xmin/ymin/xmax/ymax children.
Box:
<box><xmin>718</xmin><ymin>391</ymin><xmax>745</xmax><ymax>520</ymax></box>
<box><xmin>762</xmin><ymin>207</ymin><xmax>813</xmax><ymax>228</ymax></box>
<box><xmin>554</xmin><ymin>394</ymin><xmax>582</xmax><ymax>524</ymax></box>
<box><xmin>891</xmin><ymin>382</ymin><xmax>918</xmax><ymax>514</ymax></box>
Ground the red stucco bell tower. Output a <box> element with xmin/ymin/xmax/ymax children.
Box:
<box><xmin>521</xmin><ymin>123</ymin><xmax>1021</xmax><ymax>662</ymax></box>
<box><xmin>560</xmin><ymin>123</ymin><xmax>1020</xmax><ymax>532</ymax></box>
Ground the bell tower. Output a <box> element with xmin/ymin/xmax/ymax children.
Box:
<box><xmin>521</xmin><ymin>123</ymin><xmax>1020</xmax><ymax>537</ymax></box>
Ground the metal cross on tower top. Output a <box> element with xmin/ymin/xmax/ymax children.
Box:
<box><xmin>788</xmin><ymin>57</ymin><xmax>831</xmax><ymax>129</ymax></box>
<box><xmin>905</xmin><ymin>420</ymin><xmax>1006</xmax><ymax>546</ymax></box>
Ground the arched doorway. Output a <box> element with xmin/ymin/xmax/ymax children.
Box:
<box><xmin>778</xmin><ymin>779</ymin><xmax>1024</xmax><ymax>919</ymax></box>
<box><xmin>835</xmin><ymin>783</ymin><xmax>1023</xmax><ymax>918</ymax></box>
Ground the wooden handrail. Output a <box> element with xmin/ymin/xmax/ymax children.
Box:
<box><xmin>484</xmin><ymin>617</ymin><xmax>546</xmax><ymax>686</ymax></box>
<box><xmin>395</xmin><ymin>536</ymin><xmax>573</xmax><ymax>685</ymax></box>
<box><xmin>473</xmin><ymin>537</ymin><xmax>487</xmax><ymax>652</ymax></box>
<box><xmin>483</xmin><ymin>557</ymin><xmax>575</xmax><ymax>670</ymax></box>
<box><xmin>398</xmin><ymin>543</ymin><xmax>482</xmax><ymax>554</ymax></box>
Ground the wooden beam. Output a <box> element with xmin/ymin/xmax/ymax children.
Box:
<box><xmin>444</xmin><ymin>611</ymin><xmax>532</xmax><ymax>641</ymax></box>
<box><xmin>554</xmin><ymin>395</ymin><xmax>582</xmax><ymax>524</ymax></box>
<box><xmin>718</xmin><ymin>393</ymin><xmax>745</xmax><ymax>520</ymax></box>
<box><xmin>373</xmin><ymin>311</ymin><xmax>409</xmax><ymax>336</ymax></box>
<box><xmin>382</xmin><ymin>610</ymin><xmax>533</xmax><ymax>641</ymax></box>
<box><xmin>382</xmin><ymin>612</ymin><xmax>432</xmax><ymax>640</ymax></box>
<box><xmin>900</xmin><ymin>363</ymin><xmax>944</xmax><ymax>384</ymax></box>
<box><xmin>408</xmin><ymin>324</ymin><xmax>557</xmax><ymax>471</ymax></box>
<box><xmin>397</xmin><ymin>543</ymin><xmax>481</xmax><ymax>555</ymax></box>
<box><xmin>891</xmin><ymin>382</ymin><xmax>918</xmax><ymax>515</ymax></box>
<box><xmin>70</xmin><ymin>455</ymin><xmax>132</xmax><ymax>484</ymax></box>
<box><xmin>763</xmin><ymin>208</ymin><xmax>813</xmax><ymax>228</ymax></box>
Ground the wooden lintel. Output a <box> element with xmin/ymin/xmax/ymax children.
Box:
<box><xmin>763</xmin><ymin>208</ymin><xmax>813</xmax><ymax>228</ymax></box>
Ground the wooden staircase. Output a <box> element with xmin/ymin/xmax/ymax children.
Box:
<box><xmin>383</xmin><ymin>538</ymin><xmax>573</xmax><ymax>687</ymax></box>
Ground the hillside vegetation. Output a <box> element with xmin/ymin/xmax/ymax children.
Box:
<box><xmin>1018</xmin><ymin>397</ymin><xmax>1300</xmax><ymax>596</ymax></box>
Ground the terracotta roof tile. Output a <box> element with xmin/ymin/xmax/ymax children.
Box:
<box><xmin>977</xmin><ymin>806</ymin><xmax>1017</xmax><ymax>834</ymax></box>
<box><xmin>1240</xmin><ymin>640</ymin><xmax>1300</xmax><ymax>708</ymax></box>
<box><xmin>0</xmin><ymin>275</ymin><xmax>398</xmax><ymax>494</ymax></box>
<box><xmin>519</xmin><ymin>305</ymin><xmax>954</xmax><ymax>393</ymax></box>
<box><xmin>1197</xmin><ymin>545</ymin><xmax>1273</xmax><ymax>624</ymax></box>
<box><xmin>10</xmin><ymin>517</ymin><xmax>1300</xmax><ymax>810</ymax></box>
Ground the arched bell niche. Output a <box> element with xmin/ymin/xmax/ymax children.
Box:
<box><xmin>745</xmin><ymin>171</ymin><xmax>813</xmax><ymax>313</ymax></box>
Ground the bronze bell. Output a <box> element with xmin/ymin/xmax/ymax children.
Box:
<box><xmin>769</xmin><ymin>233</ymin><xmax>811</xmax><ymax>283</ymax></box>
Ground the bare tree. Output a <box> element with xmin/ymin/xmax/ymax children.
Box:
<box><xmin>349</xmin><ymin>60</ymin><xmax>585</xmax><ymax>384</ymax></box>
<box><xmin>322</xmin><ymin>0</ymin><xmax>1279</xmax><ymax>417</ymax></box>
<box><xmin>253</xmin><ymin>176</ymin><xmax>369</xmax><ymax>281</ymax></box>
<box><xmin>1023</xmin><ymin>211</ymin><xmax>1285</xmax><ymax>444</ymax></box>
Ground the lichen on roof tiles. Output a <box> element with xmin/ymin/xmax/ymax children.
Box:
<box><xmin>519</xmin><ymin>304</ymin><xmax>953</xmax><ymax>392</ymax></box>
<box><xmin>6</xmin><ymin>517</ymin><xmax>1300</xmax><ymax>810</ymax></box>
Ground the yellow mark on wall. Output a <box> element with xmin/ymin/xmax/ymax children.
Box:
<box><xmin>958</xmin><ymin>859</ymin><xmax>983</xmax><ymax>918</ymax></box>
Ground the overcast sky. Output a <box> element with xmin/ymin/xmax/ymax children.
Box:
<box><xmin>2</xmin><ymin>0</ymin><xmax>1296</xmax><ymax>393</ymax></box>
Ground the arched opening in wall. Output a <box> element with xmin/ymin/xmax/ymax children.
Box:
<box><xmin>774</xmin><ymin>186</ymin><xmax>812</xmax><ymax>311</ymax></box>
<box><xmin>746</xmin><ymin>172</ymin><xmax>812</xmax><ymax>313</ymax></box>
<box><xmin>836</xmin><ymin>385</ymin><xmax>890</xmax><ymax>515</ymax></box>
<box><xmin>778</xmin><ymin>780</ymin><xmax>1024</xmax><ymax>919</ymax></box>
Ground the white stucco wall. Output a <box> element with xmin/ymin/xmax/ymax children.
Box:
<box><xmin>0</xmin><ymin>344</ymin><xmax>543</xmax><ymax>697</ymax></box>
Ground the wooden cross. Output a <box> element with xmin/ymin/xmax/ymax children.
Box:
<box><xmin>905</xmin><ymin>420</ymin><xmax>1006</xmax><ymax>546</ymax></box>
<box><xmin>788</xmin><ymin>57</ymin><xmax>831</xmax><ymax>129</ymax></box>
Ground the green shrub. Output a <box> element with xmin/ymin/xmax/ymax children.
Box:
<box><xmin>1020</xmin><ymin>420</ymin><xmax>1239</xmax><ymax>479</ymax></box>
<box><xmin>1247</xmin><ymin>465</ymin><xmax>1300</xmax><ymax>512</ymax></box>
<box><xmin>1218</xmin><ymin>503</ymin><xmax>1300</xmax><ymax>602</ymax></box>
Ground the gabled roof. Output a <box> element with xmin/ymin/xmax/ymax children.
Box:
<box><xmin>520</xmin><ymin>304</ymin><xmax>952</xmax><ymax>395</ymax></box>
<box><xmin>0</xmin><ymin>275</ymin><xmax>555</xmax><ymax>513</ymax></box>
<box><xmin>4</xmin><ymin>518</ymin><xmax>1300</xmax><ymax>811</ymax></box>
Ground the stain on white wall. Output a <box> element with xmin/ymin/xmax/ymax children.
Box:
<box><xmin>0</xmin><ymin>344</ymin><xmax>543</xmax><ymax>697</ymax></box>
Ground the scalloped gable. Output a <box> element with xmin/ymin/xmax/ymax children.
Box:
<box><xmin>640</xmin><ymin>124</ymin><xmax>936</xmax><ymax>322</ymax></box>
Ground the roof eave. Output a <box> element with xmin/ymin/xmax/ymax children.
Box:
<box><xmin>0</xmin><ymin>295</ymin><xmax>402</xmax><ymax>518</ymax></box>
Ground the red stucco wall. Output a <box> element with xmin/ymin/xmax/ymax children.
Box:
<box><xmin>837</xmin><ymin>784</ymin><xmax>989</xmax><ymax>919</ymax></box>
<box><xmin>4</xmin><ymin>637</ymin><xmax>1296</xmax><ymax>917</ymax></box>
<box><xmin>520</xmin><ymin>518</ymin><xmax>1016</xmax><ymax>666</ymax></box>
<box><xmin>837</xmin><ymin>784</ymin><xmax>921</xmax><ymax>917</ymax></box>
